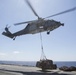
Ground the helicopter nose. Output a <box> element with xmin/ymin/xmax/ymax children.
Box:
<box><xmin>57</xmin><ymin>22</ymin><xmax>64</xmax><ymax>26</ymax></box>
<box><xmin>61</xmin><ymin>23</ymin><xmax>64</xmax><ymax>26</ymax></box>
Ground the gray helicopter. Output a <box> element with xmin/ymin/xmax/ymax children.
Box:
<box><xmin>2</xmin><ymin>0</ymin><xmax>76</xmax><ymax>40</ymax></box>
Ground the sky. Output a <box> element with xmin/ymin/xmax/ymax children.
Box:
<box><xmin>0</xmin><ymin>0</ymin><xmax>76</xmax><ymax>61</ymax></box>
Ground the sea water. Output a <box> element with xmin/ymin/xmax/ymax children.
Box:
<box><xmin>0</xmin><ymin>61</ymin><xmax>76</xmax><ymax>68</ymax></box>
<box><xmin>54</xmin><ymin>61</ymin><xmax>76</xmax><ymax>67</ymax></box>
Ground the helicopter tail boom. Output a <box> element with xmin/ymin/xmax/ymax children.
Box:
<box><xmin>2</xmin><ymin>32</ymin><xmax>14</xmax><ymax>39</ymax></box>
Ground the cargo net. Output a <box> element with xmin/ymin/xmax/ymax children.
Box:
<box><xmin>40</xmin><ymin>32</ymin><xmax>47</xmax><ymax>61</ymax></box>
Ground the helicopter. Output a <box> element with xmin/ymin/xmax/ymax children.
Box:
<box><xmin>2</xmin><ymin>0</ymin><xmax>76</xmax><ymax>40</ymax></box>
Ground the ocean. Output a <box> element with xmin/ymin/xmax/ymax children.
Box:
<box><xmin>0</xmin><ymin>61</ymin><xmax>76</xmax><ymax>68</ymax></box>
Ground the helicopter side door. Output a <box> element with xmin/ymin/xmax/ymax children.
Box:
<box><xmin>28</xmin><ymin>24</ymin><xmax>38</xmax><ymax>34</ymax></box>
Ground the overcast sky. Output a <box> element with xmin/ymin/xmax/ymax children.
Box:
<box><xmin>0</xmin><ymin>0</ymin><xmax>76</xmax><ymax>61</ymax></box>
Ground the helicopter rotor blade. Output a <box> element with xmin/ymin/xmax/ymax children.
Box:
<box><xmin>14</xmin><ymin>21</ymin><xmax>32</xmax><ymax>25</ymax></box>
<box><xmin>25</xmin><ymin>0</ymin><xmax>40</xmax><ymax>18</ymax></box>
<box><xmin>6</xmin><ymin>24</ymin><xmax>11</xmax><ymax>28</ymax></box>
<box><xmin>44</xmin><ymin>7</ymin><xmax>76</xmax><ymax>19</ymax></box>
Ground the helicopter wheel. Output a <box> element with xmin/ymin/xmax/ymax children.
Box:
<box><xmin>13</xmin><ymin>36</ymin><xmax>16</xmax><ymax>40</ymax></box>
<box><xmin>47</xmin><ymin>31</ymin><xmax>50</xmax><ymax>35</ymax></box>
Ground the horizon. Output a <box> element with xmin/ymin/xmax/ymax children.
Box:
<box><xmin>0</xmin><ymin>60</ymin><xmax>76</xmax><ymax>62</ymax></box>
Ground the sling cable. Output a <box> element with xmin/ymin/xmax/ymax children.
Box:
<box><xmin>40</xmin><ymin>32</ymin><xmax>47</xmax><ymax>61</ymax></box>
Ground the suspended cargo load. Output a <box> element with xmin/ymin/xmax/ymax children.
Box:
<box><xmin>36</xmin><ymin>59</ymin><xmax>57</xmax><ymax>71</ymax></box>
<box><xmin>36</xmin><ymin>33</ymin><xmax>57</xmax><ymax>71</ymax></box>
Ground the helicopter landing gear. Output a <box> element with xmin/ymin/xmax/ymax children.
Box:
<box><xmin>13</xmin><ymin>36</ymin><xmax>16</xmax><ymax>40</ymax></box>
<box><xmin>47</xmin><ymin>31</ymin><xmax>50</xmax><ymax>35</ymax></box>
